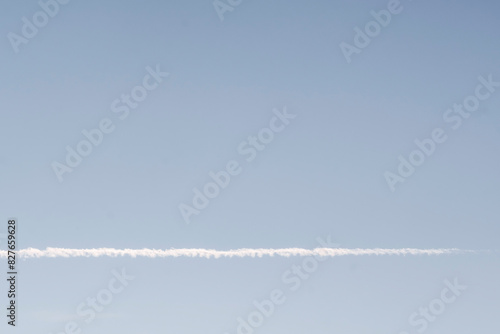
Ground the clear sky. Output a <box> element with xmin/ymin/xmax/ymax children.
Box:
<box><xmin>0</xmin><ymin>0</ymin><xmax>499</xmax><ymax>333</ymax></box>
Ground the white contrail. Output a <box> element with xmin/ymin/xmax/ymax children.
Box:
<box><xmin>0</xmin><ymin>247</ymin><xmax>483</xmax><ymax>259</ymax></box>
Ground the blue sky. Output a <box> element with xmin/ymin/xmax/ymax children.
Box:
<box><xmin>1</xmin><ymin>0</ymin><xmax>499</xmax><ymax>333</ymax></box>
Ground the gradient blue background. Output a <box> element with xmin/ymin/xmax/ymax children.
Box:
<box><xmin>0</xmin><ymin>0</ymin><xmax>499</xmax><ymax>333</ymax></box>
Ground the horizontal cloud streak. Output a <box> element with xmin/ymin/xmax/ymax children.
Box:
<box><xmin>0</xmin><ymin>247</ymin><xmax>484</xmax><ymax>259</ymax></box>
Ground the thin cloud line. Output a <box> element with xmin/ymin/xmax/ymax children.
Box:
<box><xmin>0</xmin><ymin>247</ymin><xmax>486</xmax><ymax>259</ymax></box>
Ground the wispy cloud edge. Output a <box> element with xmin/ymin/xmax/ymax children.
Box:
<box><xmin>0</xmin><ymin>247</ymin><xmax>485</xmax><ymax>259</ymax></box>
